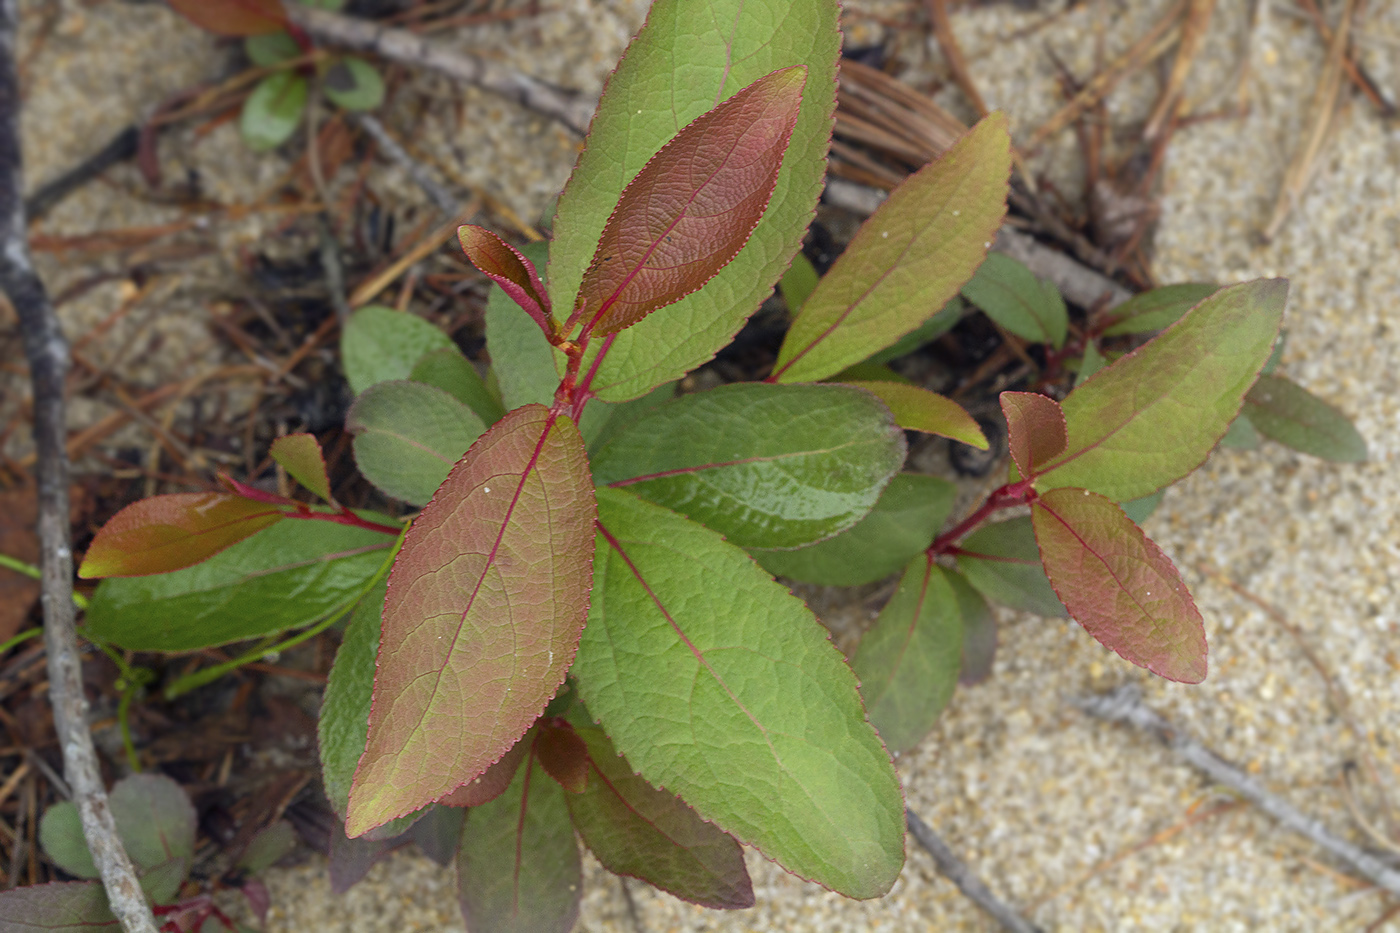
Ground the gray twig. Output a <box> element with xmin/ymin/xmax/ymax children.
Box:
<box><xmin>1075</xmin><ymin>685</ymin><xmax>1400</xmax><ymax>898</ymax></box>
<box><xmin>352</xmin><ymin>112</ymin><xmax>461</xmax><ymax>219</ymax></box>
<box><xmin>0</xmin><ymin>5</ymin><xmax>157</xmax><ymax>931</ymax></box>
<box><xmin>285</xmin><ymin>4</ymin><xmax>596</xmax><ymax>135</ymax></box>
<box><xmin>906</xmin><ymin>808</ymin><xmax>1043</xmax><ymax>933</ymax></box>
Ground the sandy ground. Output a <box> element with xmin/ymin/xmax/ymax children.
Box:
<box><xmin>7</xmin><ymin>1</ymin><xmax>1399</xmax><ymax>931</ymax></box>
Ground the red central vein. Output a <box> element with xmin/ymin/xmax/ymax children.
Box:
<box><xmin>604</xmin><ymin>443</ymin><xmax>855</xmax><ymax>487</ymax></box>
<box><xmin>871</xmin><ymin>552</ymin><xmax>936</xmax><ymax>701</ymax></box>
<box><xmin>512</xmin><ymin>747</ymin><xmax>537</xmax><ymax>918</ymax></box>
<box><xmin>587</xmin><ymin>760</ymin><xmax>695</xmax><ymax>854</ymax></box>
<box><xmin>1035</xmin><ymin>500</ymin><xmax>1162</xmax><ymax>627</ymax></box>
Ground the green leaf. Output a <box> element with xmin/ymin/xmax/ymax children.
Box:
<box><xmin>1100</xmin><ymin>283</ymin><xmax>1218</xmax><ymax>336</ymax></box>
<box><xmin>863</xmin><ymin>297</ymin><xmax>964</xmax><ymax>365</ymax></box>
<box><xmin>455</xmin><ymin>755</ymin><xmax>581</xmax><ymax>933</ymax></box>
<box><xmin>485</xmin><ymin>242</ymin><xmax>562</xmax><ymax>410</ymax></box>
<box><xmin>576</xmin><ymin>67</ymin><xmax>807</xmax><ymax>338</ymax></box>
<box><xmin>458</xmin><ymin>226</ymin><xmax>554</xmax><ymax>337</ymax></box>
<box><xmin>583</xmin><ymin>382</ymin><xmax>676</xmax><ymax>455</ymax></box>
<box><xmin>238</xmin><ymin>821</ymin><xmax>297</xmax><ymax>875</ymax></box>
<box><xmin>0</xmin><ymin>883</ymin><xmax>116</xmax><ymax>931</ymax></box>
<box><xmin>772</xmin><ymin>113</ymin><xmax>1011</xmax><ymax>383</ymax></box>
<box><xmin>1034</xmin><ymin>279</ymin><xmax>1288</xmax><ymax>501</ymax></box>
<box><xmin>39</xmin><ymin>804</ymin><xmax>97</xmax><ymax>879</ymax></box>
<box><xmin>322</xmin><ymin>57</ymin><xmax>384</xmax><ymax>112</ymax></box>
<box><xmin>573</xmin><ymin>488</ymin><xmax>905</xmax><ymax>899</ymax></box>
<box><xmin>320</xmin><ymin>579</ymin><xmax>387</xmax><ymax>820</ymax></box>
<box><xmin>1120</xmin><ymin>489</ymin><xmax>1165</xmax><ymax>525</ymax></box>
<box><xmin>779</xmin><ymin>252</ymin><xmax>819</xmax><ymax>314</ymax></box>
<box><xmin>84</xmin><ymin>519</ymin><xmax>393</xmax><ymax>651</ymax></box>
<box><xmin>109</xmin><ymin>774</ymin><xmax>197</xmax><ymax>903</ymax></box>
<box><xmin>853</xmin><ymin>557</ymin><xmax>963</xmax><ymax>754</ymax></box>
<box><xmin>240</xmin><ymin>71</ymin><xmax>307</xmax><ymax>152</ymax></box>
<box><xmin>954</xmin><ymin>517</ymin><xmax>1067</xmax><ymax>617</ymax></box>
<box><xmin>1243</xmin><ymin>374</ymin><xmax>1367</xmax><ymax>462</ymax></box>
<box><xmin>347</xmin><ymin>407</ymin><xmax>595</xmax><ymax>836</ymax></box>
<box><xmin>550</xmin><ymin>0</ymin><xmax>841</xmax><ymax>402</ymax></box>
<box><xmin>1075</xmin><ymin>340</ymin><xmax>1108</xmax><ymax>385</ymax></box>
<box><xmin>409</xmin><ymin>347</ymin><xmax>506</xmax><ymax>427</ymax></box>
<box><xmin>1000</xmin><ymin>391</ymin><xmax>1067</xmax><ymax>478</ymax></box>
<box><xmin>960</xmin><ymin>253</ymin><xmax>1068</xmax><ymax>349</ymax></box>
<box><xmin>1218</xmin><ymin>412</ymin><xmax>1261</xmax><ymax>450</ymax></box>
<box><xmin>752</xmin><ymin>473</ymin><xmax>955</xmax><ymax>587</ymax></box>
<box><xmin>270</xmin><ymin>433</ymin><xmax>333</xmax><ymax>502</ymax></box>
<box><xmin>844</xmin><ymin>380</ymin><xmax>987</xmax><ymax>448</ymax></box>
<box><xmin>409</xmin><ymin>806</ymin><xmax>466</xmax><ymax>867</ymax></box>
<box><xmin>341</xmin><ymin>305</ymin><xmax>456</xmax><ymax>397</ymax></box>
<box><xmin>1032</xmin><ymin>487</ymin><xmax>1206</xmax><ymax>683</ymax></box>
<box><xmin>566</xmin><ymin>721</ymin><xmax>753</xmax><ymax>910</ymax></box>
<box><xmin>589</xmin><ymin>383</ymin><xmax>906</xmax><ymax>549</ymax></box>
<box><xmin>950</xmin><ymin>571</ymin><xmax>997</xmax><ymax>685</ymax></box>
<box><xmin>77</xmin><ymin>493</ymin><xmax>283</xmax><ymax>579</ymax></box>
<box><xmin>346</xmin><ymin>381</ymin><xmax>487</xmax><ymax>506</ymax></box>
<box><xmin>244</xmin><ymin>31</ymin><xmax>300</xmax><ymax>67</ymax></box>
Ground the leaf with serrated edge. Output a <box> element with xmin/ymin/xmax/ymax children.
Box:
<box><xmin>959</xmin><ymin>253</ymin><xmax>1068</xmax><ymax>349</ymax></box>
<box><xmin>458</xmin><ymin>226</ymin><xmax>553</xmax><ymax>337</ymax></box>
<box><xmin>550</xmin><ymin>0</ymin><xmax>840</xmax><ymax>401</ymax></box>
<box><xmin>347</xmin><ymin>381</ymin><xmax>487</xmax><ymax>506</ymax></box>
<box><xmin>1032</xmin><ymin>487</ymin><xmax>1206</xmax><ymax>683</ymax></box>
<box><xmin>772</xmin><ymin>113</ymin><xmax>1011</xmax><ymax>383</ymax></box>
<box><xmin>752</xmin><ymin>473</ymin><xmax>954</xmax><ymax>587</ymax></box>
<box><xmin>567</xmin><ymin>720</ymin><xmax>753</xmax><ymax>910</ymax></box>
<box><xmin>1001</xmin><ymin>391</ymin><xmax>1067</xmax><ymax>478</ymax></box>
<box><xmin>342</xmin><ymin>305</ymin><xmax>456</xmax><ymax>397</ymax></box>
<box><xmin>535</xmin><ymin>719</ymin><xmax>589</xmax><ymax>793</ymax></box>
<box><xmin>78</xmin><ymin>493</ymin><xmax>283</xmax><ymax>579</ymax></box>
<box><xmin>844</xmin><ymin>380</ymin><xmax>987</xmax><ymax>448</ymax></box>
<box><xmin>346</xmin><ymin>406</ymin><xmax>595</xmax><ymax>836</ymax></box>
<box><xmin>456</xmin><ymin>753</ymin><xmax>581</xmax><ymax>933</ymax></box>
<box><xmin>410</xmin><ymin>347</ymin><xmax>506</xmax><ymax>427</ymax></box>
<box><xmin>590</xmin><ymin>383</ymin><xmax>905</xmax><ymax>550</ymax></box>
<box><xmin>1034</xmin><ymin>279</ymin><xmax>1287</xmax><ymax>501</ymax></box>
<box><xmin>1101</xmin><ymin>283</ymin><xmax>1218</xmax><ymax>336</ymax></box>
<box><xmin>954</xmin><ymin>517</ymin><xmax>1067</xmax><ymax>618</ymax></box>
<box><xmin>578</xmin><ymin>67</ymin><xmax>806</xmax><ymax>338</ymax></box>
<box><xmin>437</xmin><ymin>731</ymin><xmax>532</xmax><ymax>808</ymax></box>
<box><xmin>854</xmin><ymin>556</ymin><xmax>963</xmax><ymax>755</ymax></box>
<box><xmin>270</xmin><ymin>433</ymin><xmax>333</xmax><ymax>502</ymax></box>
<box><xmin>0</xmin><ymin>882</ymin><xmax>117</xmax><ymax>930</ymax></box>
<box><xmin>85</xmin><ymin>518</ymin><xmax>393</xmax><ymax>651</ymax></box>
<box><xmin>1243</xmin><ymin>374</ymin><xmax>1367</xmax><ymax>462</ymax></box>
<box><xmin>573</xmin><ymin>488</ymin><xmax>905</xmax><ymax>899</ymax></box>
<box><xmin>864</xmin><ymin>297</ymin><xmax>964</xmax><ymax>366</ymax></box>
<box><xmin>486</xmin><ymin>242</ymin><xmax>562</xmax><ymax>410</ymax></box>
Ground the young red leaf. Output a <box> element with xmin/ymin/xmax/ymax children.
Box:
<box><xmin>1000</xmin><ymin>391</ymin><xmax>1067</xmax><ymax>478</ymax></box>
<box><xmin>535</xmin><ymin>719</ymin><xmax>589</xmax><ymax>794</ymax></box>
<box><xmin>842</xmin><ymin>380</ymin><xmax>988</xmax><ymax>448</ymax></box>
<box><xmin>1031</xmin><ymin>487</ymin><xmax>1206</xmax><ymax>683</ymax></box>
<box><xmin>346</xmin><ymin>405</ymin><xmax>596</xmax><ymax>836</ymax></box>
<box><xmin>458</xmin><ymin>225</ymin><xmax>555</xmax><ymax>339</ymax></box>
<box><xmin>270</xmin><ymin>433</ymin><xmax>334</xmax><ymax>502</ymax></box>
<box><xmin>78</xmin><ymin>493</ymin><xmax>283</xmax><ymax>578</ymax></box>
<box><xmin>437</xmin><ymin>731</ymin><xmax>532</xmax><ymax>809</ymax></box>
<box><xmin>577</xmin><ymin>66</ymin><xmax>807</xmax><ymax>338</ymax></box>
<box><xmin>166</xmin><ymin>0</ymin><xmax>287</xmax><ymax>36</ymax></box>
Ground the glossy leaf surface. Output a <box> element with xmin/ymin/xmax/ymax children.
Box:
<box><xmin>843</xmin><ymin>380</ymin><xmax>987</xmax><ymax>448</ymax></box>
<box><xmin>863</xmin><ymin>297</ymin><xmax>964</xmax><ymax>365</ymax></box>
<box><xmin>1101</xmin><ymin>282</ymin><xmax>1218</xmax><ymax>336</ymax></box>
<box><xmin>78</xmin><ymin>493</ymin><xmax>282</xmax><ymax>579</ymax></box>
<box><xmin>240</xmin><ymin>71</ymin><xmax>306</xmax><ymax>152</ymax></box>
<box><xmin>752</xmin><ymin>473</ymin><xmax>955</xmax><ymax>587</ymax></box>
<box><xmin>85</xmin><ymin>519</ymin><xmax>392</xmax><ymax>651</ymax></box>
<box><xmin>1032</xmin><ymin>487</ymin><xmax>1206</xmax><ymax>683</ymax></box>
<box><xmin>772</xmin><ymin>113</ymin><xmax>1011</xmax><ymax>383</ymax></box>
<box><xmin>550</xmin><ymin>0</ymin><xmax>840</xmax><ymax>401</ymax></box>
<box><xmin>323</xmin><ymin>57</ymin><xmax>385</xmax><ymax>112</ymax></box>
<box><xmin>167</xmin><ymin>0</ymin><xmax>285</xmax><ymax>36</ymax></box>
<box><xmin>1001</xmin><ymin>391</ymin><xmax>1067</xmax><ymax>478</ymax></box>
<box><xmin>342</xmin><ymin>305</ymin><xmax>456</xmax><ymax>396</ymax></box>
<box><xmin>347</xmin><ymin>381</ymin><xmax>486</xmax><ymax>505</ymax></box>
<box><xmin>458</xmin><ymin>226</ymin><xmax>553</xmax><ymax>336</ymax></box>
<box><xmin>1034</xmin><ymin>279</ymin><xmax>1288</xmax><ymax>501</ymax></box>
<box><xmin>960</xmin><ymin>253</ymin><xmax>1067</xmax><ymax>348</ymax></box>
<box><xmin>0</xmin><ymin>883</ymin><xmax>116</xmax><ymax>931</ymax></box>
<box><xmin>409</xmin><ymin>347</ymin><xmax>506</xmax><ymax>427</ymax></box>
<box><xmin>1243</xmin><ymin>374</ymin><xmax>1367</xmax><ymax>462</ymax></box>
<box><xmin>347</xmin><ymin>407</ymin><xmax>595</xmax><ymax>835</ymax></box>
<box><xmin>853</xmin><ymin>557</ymin><xmax>963</xmax><ymax>754</ymax></box>
<box><xmin>270</xmin><ymin>433</ymin><xmax>333</xmax><ymax>502</ymax></box>
<box><xmin>485</xmin><ymin>242</ymin><xmax>561</xmax><ymax>410</ymax></box>
<box><xmin>456</xmin><ymin>756</ymin><xmax>581</xmax><ymax>933</ymax></box>
<box><xmin>954</xmin><ymin>517</ymin><xmax>1067</xmax><ymax>618</ymax></box>
<box><xmin>578</xmin><ymin>67</ymin><xmax>806</xmax><ymax>337</ymax></box>
<box><xmin>573</xmin><ymin>489</ymin><xmax>905</xmax><ymax>898</ymax></box>
<box><xmin>590</xmin><ymin>382</ymin><xmax>905</xmax><ymax>549</ymax></box>
<box><xmin>567</xmin><ymin>722</ymin><xmax>753</xmax><ymax>910</ymax></box>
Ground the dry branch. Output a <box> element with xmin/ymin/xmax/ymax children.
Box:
<box><xmin>0</xmin><ymin>3</ymin><xmax>157</xmax><ymax>930</ymax></box>
<box><xmin>906</xmin><ymin>808</ymin><xmax>1044</xmax><ymax>933</ymax></box>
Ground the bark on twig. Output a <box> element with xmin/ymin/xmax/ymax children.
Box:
<box><xmin>0</xmin><ymin>5</ymin><xmax>157</xmax><ymax>930</ymax></box>
<box><xmin>285</xmin><ymin>4</ymin><xmax>596</xmax><ymax>135</ymax></box>
<box><xmin>351</xmin><ymin>113</ymin><xmax>461</xmax><ymax>218</ymax></box>
<box><xmin>1076</xmin><ymin>685</ymin><xmax>1400</xmax><ymax>898</ymax></box>
<box><xmin>906</xmin><ymin>808</ymin><xmax>1043</xmax><ymax>933</ymax></box>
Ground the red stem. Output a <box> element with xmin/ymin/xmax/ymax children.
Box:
<box><xmin>927</xmin><ymin>480</ymin><xmax>1036</xmax><ymax>556</ymax></box>
<box><xmin>283</xmin><ymin>507</ymin><xmax>403</xmax><ymax>537</ymax></box>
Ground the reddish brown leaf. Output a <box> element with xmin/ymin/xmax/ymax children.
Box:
<box><xmin>270</xmin><ymin>433</ymin><xmax>334</xmax><ymax>502</ymax></box>
<box><xmin>578</xmin><ymin>66</ymin><xmax>807</xmax><ymax>338</ymax></box>
<box><xmin>77</xmin><ymin>493</ymin><xmax>284</xmax><ymax>579</ymax></box>
<box><xmin>165</xmin><ymin>0</ymin><xmax>287</xmax><ymax>36</ymax></box>
<box><xmin>535</xmin><ymin>719</ymin><xmax>589</xmax><ymax>794</ymax></box>
<box><xmin>1001</xmin><ymin>391</ymin><xmax>1067</xmax><ymax>478</ymax></box>
<box><xmin>0</xmin><ymin>487</ymin><xmax>40</xmax><ymax>643</ymax></box>
<box><xmin>346</xmin><ymin>405</ymin><xmax>596</xmax><ymax>836</ymax></box>
<box><xmin>437</xmin><ymin>729</ymin><xmax>533</xmax><ymax>808</ymax></box>
<box><xmin>458</xmin><ymin>226</ymin><xmax>555</xmax><ymax>339</ymax></box>
<box><xmin>1031</xmin><ymin>487</ymin><xmax>1206</xmax><ymax>683</ymax></box>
